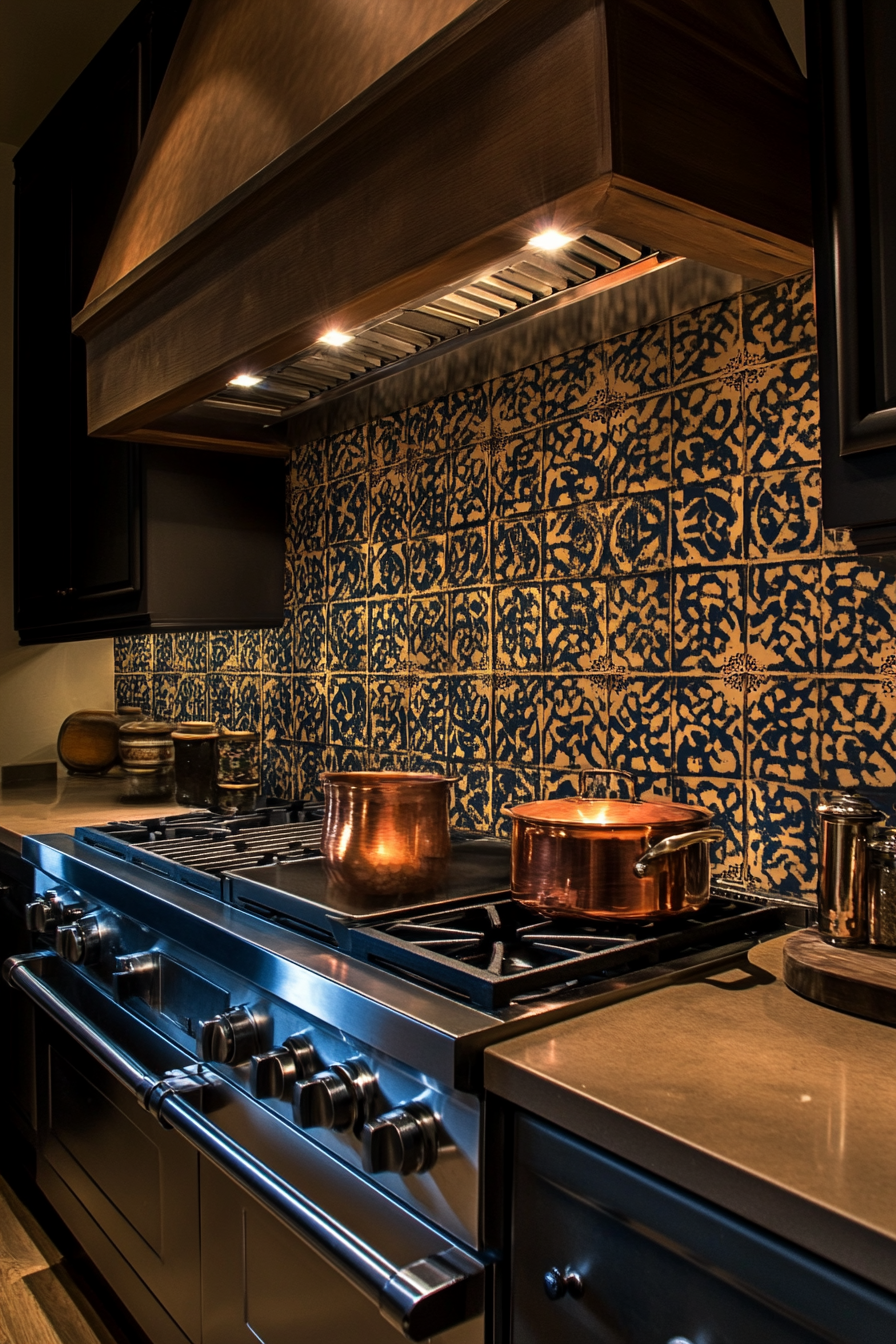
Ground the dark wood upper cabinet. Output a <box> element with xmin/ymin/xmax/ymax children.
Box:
<box><xmin>13</xmin><ymin>0</ymin><xmax>286</xmax><ymax>645</ymax></box>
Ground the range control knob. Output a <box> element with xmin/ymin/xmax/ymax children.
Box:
<box><xmin>250</xmin><ymin>1034</ymin><xmax>316</xmax><ymax>1099</ymax></box>
<box><xmin>293</xmin><ymin>1060</ymin><xmax>377</xmax><ymax>1134</ymax></box>
<box><xmin>197</xmin><ymin>1007</ymin><xmax>261</xmax><ymax>1066</ymax></box>
<box><xmin>55</xmin><ymin>915</ymin><xmax>103</xmax><ymax>965</ymax></box>
<box><xmin>26</xmin><ymin>890</ymin><xmax>84</xmax><ymax>934</ymax></box>
<box><xmin>362</xmin><ymin>1103</ymin><xmax>439</xmax><ymax>1175</ymax></box>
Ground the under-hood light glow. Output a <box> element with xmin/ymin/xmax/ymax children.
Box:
<box><xmin>228</xmin><ymin>373</ymin><xmax>262</xmax><ymax>387</ymax></box>
<box><xmin>528</xmin><ymin>229</ymin><xmax>574</xmax><ymax>251</ymax></box>
<box><xmin>320</xmin><ymin>330</ymin><xmax>353</xmax><ymax>346</ymax></box>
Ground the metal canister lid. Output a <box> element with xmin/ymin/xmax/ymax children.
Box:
<box><xmin>816</xmin><ymin>792</ymin><xmax>884</xmax><ymax>821</ymax></box>
<box><xmin>869</xmin><ymin>826</ymin><xmax>896</xmax><ymax>855</ymax></box>
<box><xmin>119</xmin><ymin>719</ymin><xmax>173</xmax><ymax>736</ymax></box>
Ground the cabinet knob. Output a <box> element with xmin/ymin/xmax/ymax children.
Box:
<box><xmin>293</xmin><ymin>1060</ymin><xmax>377</xmax><ymax>1134</ymax></box>
<box><xmin>197</xmin><ymin>1007</ymin><xmax>261</xmax><ymax>1066</ymax></box>
<box><xmin>250</xmin><ymin>1034</ymin><xmax>317</xmax><ymax>1099</ymax></box>
<box><xmin>362</xmin><ymin>1102</ymin><xmax>439</xmax><ymax>1175</ymax></box>
<box><xmin>543</xmin><ymin>1267</ymin><xmax>584</xmax><ymax>1301</ymax></box>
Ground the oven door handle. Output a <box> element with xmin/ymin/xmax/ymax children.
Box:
<box><xmin>4</xmin><ymin>952</ymin><xmax>485</xmax><ymax>1341</ymax></box>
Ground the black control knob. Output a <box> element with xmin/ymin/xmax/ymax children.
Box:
<box><xmin>250</xmin><ymin>1034</ymin><xmax>316</xmax><ymax>1099</ymax></box>
<box><xmin>197</xmin><ymin>1007</ymin><xmax>261</xmax><ymax>1066</ymax></box>
<box><xmin>362</xmin><ymin>1103</ymin><xmax>439</xmax><ymax>1175</ymax></box>
<box><xmin>543</xmin><ymin>1267</ymin><xmax>584</xmax><ymax>1301</ymax></box>
<box><xmin>293</xmin><ymin>1060</ymin><xmax>377</xmax><ymax>1134</ymax></box>
<box><xmin>26</xmin><ymin>890</ymin><xmax>84</xmax><ymax>934</ymax></box>
<box><xmin>55</xmin><ymin>915</ymin><xmax>102</xmax><ymax>965</ymax></box>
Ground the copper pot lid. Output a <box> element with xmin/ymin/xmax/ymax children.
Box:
<box><xmin>504</xmin><ymin>796</ymin><xmax>712</xmax><ymax>829</ymax></box>
<box><xmin>320</xmin><ymin>771</ymin><xmax>457</xmax><ymax>787</ymax></box>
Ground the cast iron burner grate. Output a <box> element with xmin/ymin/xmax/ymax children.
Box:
<box><xmin>347</xmin><ymin>896</ymin><xmax>787</xmax><ymax>1009</ymax></box>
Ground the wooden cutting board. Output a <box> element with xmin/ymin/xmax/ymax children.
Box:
<box><xmin>783</xmin><ymin>929</ymin><xmax>896</xmax><ymax>1027</ymax></box>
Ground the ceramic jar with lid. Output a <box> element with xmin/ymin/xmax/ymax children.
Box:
<box><xmin>217</xmin><ymin>729</ymin><xmax>260</xmax><ymax>813</ymax></box>
<box><xmin>172</xmin><ymin>722</ymin><xmax>220</xmax><ymax>808</ymax></box>
<box><xmin>118</xmin><ymin>720</ymin><xmax>175</xmax><ymax>800</ymax></box>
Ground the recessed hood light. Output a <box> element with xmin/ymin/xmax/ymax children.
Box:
<box><xmin>320</xmin><ymin>330</ymin><xmax>353</xmax><ymax>346</ymax></box>
<box><xmin>228</xmin><ymin>373</ymin><xmax>262</xmax><ymax>387</ymax></box>
<box><xmin>528</xmin><ymin>229</ymin><xmax>574</xmax><ymax>251</ymax></box>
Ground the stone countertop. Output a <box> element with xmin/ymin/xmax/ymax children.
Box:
<box><xmin>485</xmin><ymin>935</ymin><xmax>896</xmax><ymax>1296</ymax></box>
<box><xmin>0</xmin><ymin>775</ymin><xmax>191</xmax><ymax>852</ymax></box>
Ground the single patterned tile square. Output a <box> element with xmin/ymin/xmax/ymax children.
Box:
<box><xmin>491</xmin><ymin>428</ymin><xmax>543</xmax><ymax>516</ymax></box>
<box><xmin>296</xmin><ymin>745</ymin><xmax>326</xmax><ymax>798</ymax></box>
<box><xmin>114</xmin><ymin>674</ymin><xmax>152</xmax><ymax>714</ymax></box>
<box><xmin>328</xmin><ymin>544</ymin><xmax>368</xmax><ymax>601</ymax></box>
<box><xmin>609</xmin><ymin>677</ymin><xmax>673</xmax><ymax>774</ymax></box>
<box><xmin>673</xmin><ymin>677</ymin><xmax>743</xmax><ymax>777</ymax></box>
<box><xmin>291</xmin><ymin>487</ymin><xmax>327</xmax><ymax>550</ymax></box>
<box><xmin>605</xmin><ymin>321</ymin><xmax>669</xmax><ymax>396</ymax></box>
<box><xmin>448</xmin><ymin>676</ymin><xmax>492</xmax><ymax>760</ymax></box>
<box><xmin>543</xmin><ymin>505</ymin><xmax>604</xmax><ymax>578</ymax></box>
<box><xmin>820</xmin><ymin>681</ymin><xmax>896</xmax><ymax>788</ymax></box>
<box><xmin>671</xmin><ymin>381</ymin><xmax>742</xmax><ymax>483</ymax></box>
<box><xmin>542</xmin><ymin>344</ymin><xmax>604</xmax><ymax>418</ymax></box>
<box><xmin>154</xmin><ymin>673</ymin><xmax>208</xmax><ymax>722</ymax></box>
<box><xmin>405</xmin><ymin>402</ymin><xmax>434</xmax><ymax>455</ymax></box>
<box><xmin>448</xmin><ymin>443</ymin><xmax>489</xmax><ymax>527</ymax></box>
<box><xmin>746</xmin><ymin>779</ymin><xmax>817</xmax><ymax>894</ymax></box>
<box><xmin>605</xmin><ymin>491</ymin><xmax>669</xmax><ymax>573</ymax></box>
<box><xmin>673</xmin><ymin>568</ymin><xmax>745</xmax><ymax>671</ymax></box>
<box><xmin>607</xmin><ymin>573</ymin><xmax>669</xmax><ymax>671</ymax></box>
<box><xmin>544</xmin><ymin>580</ymin><xmax>606</xmax><ymax>671</ymax></box>
<box><xmin>262</xmin><ymin>741</ymin><xmax>297</xmax><ymax>799</ymax></box>
<box><xmin>369</xmin><ymin>542</ymin><xmax>406</xmax><ymax>596</ymax></box>
<box><xmin>748</xmin><ymin>678</ymin><xmax>818</xmax><ymax>784</ymax></box>
<box><xmin>494</xmin><ymin>585</ymin><xmax>542</xmax><ymax>670</ymax></box>
<box><xmin>409</xmin><ymin>596</ymin><xmax>449</xmax><ymax>672</ymax></box>
<box><xmin>208</xmin><ymin>674</ymin><xmax>261</xmax><ymax>733</ymax></box>
<box><xmin>494</xmin><ymin>676</ymin><xmax>543</xmax><ymax>765</ymax></box>
<box><xmin>328</xmin><ymin>426</ymin><xmax>367</xmax><ymax>479</ymax></box>
<box><xmin>239</xmin><ymin>630</ymin><xmax>262</xmax><ymax>673</ymax></box>
<box><xmin>672</xmin><ymin>477</ymin><xmax>744</xmax><ymax>565</ymax></box>
<box><xmin>674</xmin><ymin>777</ymin><xmax>745</xmax><ymax>875</ymax></box>
<box><xmin>294</xmin><ymin>605</ymin><xmax>326</xmax><ymax>671</ymax></box>
<box><xmin>743</xmin><ymin>271</ymin><xmax>815</xmax><ymax>362</ymax></box>
<box><xmin>607</xmin><ymin>393</ymin><xmax>672</xmax><ymax>496</ymax></box>
<box><xmin>450</xmin><ymin>588</ymin><xmax>491</xmax><ymax>670</ymax></box>
<box><xmin>490</xmin><ymin>365</ymin><xmax>542</xmax><ymax>436</ymax></box>
<box><xmin>369</xmin><ymin>598</ymin><xmax>408</xmax><ymax>672</ymax></box>
<box><xmin>409</xmin><ymin>453</ymin><xmax>448</xmax><ymax>537</ymax></box>
<box><xmin>153</xmin><ymin>634</ymin><xmax>178</xmax><ymax>673</ymax></box>
<box><xmin>408</xmin><ymin>535</ymin><xmax>447</xmax><ymax>593</ymax></box>
<box><xmin>294</xmin><ymin>676</ymin><xmax>327</xmax><ymax>743</ymax></box>
<box><xmin>671</xmin><ymin>295</ymin><xmax>741</xmax><ymax>383</ymax></box>
<box><xmin>748</xmin><ymin>562</ymin><xmax>820</xmax><ymax>671</ymax></box>
<box><xmin>328</xmin><ymin>677</ymin><xmax>368</xmax><ymax>747</ymax></box>
<box><xmin>283</xmin><ymin>546</ymin><xmax>297</xmax><ymax>613</ymax></box>
<box><xmin>745</xmin><ymin>356</ymin><xmax>819</xmax><ymax>471</ymax></box>
<box><xmin>370</xmin><ymin>412</ymin><xmax>408</xmax><ymax>467</ymax></box>
<box><xmin>543</xmin><ymin>420</ymin><xmax>606</xmax><ymax>509</ymax></box>
<box><xmin>492</xmin><ymin>517</ymin><xmax>542</xmax><ymax>583</ymax></box>
<box><xmin>541</xmin><ymin>677</ymin><xmax>607</xmax><ymax>768</ymax></box>
<box><xmin>430</xmin><ymin>385</ymin><xmax>491</xmax><ymax>446</ymax></box>
<box><xmin>821</xmin><ymin>561</ymin><xmax>896</xmax><ymax>672</ymax></box>
<box><xmin>539</xmin><ymin>767</ymin><xmax>582</xmax><ymax>799</ymax></box>
<box><xmin>262</xmin><ymin>623</ymin><xmax>293</xmax><ymax>673</ymax></box>
<box><xmin>409</xmin><ymin>675</ymin><xmax>449</xmax><ymax>756</ymax></box>
<box><xmin>747</xmin><ymin>467</ymin><xmax>821</xmax><ymax>559</ymax></box>
<box><xmin>262</xmin><ymin>675</ymin><xmax>294</xmax><ymax>743</ymax></box>
<box><xmin>328</xmin><ymin>602</ymin><xmax>367</xmax><ymax>671</ymax></box>
<box><xmin>370</xmin><ymin>467</ymin><xmax>409</xmax><ymax>542</ymax></box>
<box><xmin>115</xmin><ymin>635</ymin><xmax>153</xmax><ymax>675</ymax></box>
<box><xmin>448</xmin><ymin>761</ymin><xmax>492</xmax><ymax>832</ymax></box>
<box><xmin>293</xmin><ymin>550</ymin><xmax>326</xmax><ymax>603</ymax></box>
<box><xmin>328</xmin><ymin>476</ymin><xmax>368</xmax><ymax>544</ymax></box>
<box><xmin>369</xmin><ymin>677</ymin><xmax>409</xmax><ymax>753</ymax></box>
<box><xmin>493</xmin><ymin>766</ymin><xmax>540</xmax><ymax>836</ymax></box>
<box><xmin>291</xmin><ymin>440</ymin><xmax>325</xmax><ymax>491</ymax></box>
<box><xmin>447</xmin><ymin>526</ymin><xmax>489</xmax><ymax>589</ymax></box>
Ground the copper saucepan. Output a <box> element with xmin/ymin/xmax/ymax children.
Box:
<box><xmin>502</xmin><ymin>768</ymin><xmax>724</xmax><ymax>920</ymax></box>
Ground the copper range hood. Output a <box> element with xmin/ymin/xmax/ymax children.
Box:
<box><xmin>73</xmin><ymin>0</ymin><xmax>812</xmax><ymax>456</ymax></box>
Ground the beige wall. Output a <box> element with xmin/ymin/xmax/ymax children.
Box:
<box><xmin>0</xmin><ymin>142</ymin><xmax>113</xmax><ymax>770</ymax></box>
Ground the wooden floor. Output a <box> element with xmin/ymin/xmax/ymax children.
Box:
<box><xmin>0</xmin><ymin>1174</ymin><xmax>116</xmax><ymax>1344</ymax></box>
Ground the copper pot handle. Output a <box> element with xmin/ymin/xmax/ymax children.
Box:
<box><xmin>578</xmin><ymin>768</ymin><xmax>638</xmax><ymax>800</ymax></box>
<box><xmin>633</xmin><ymin>828</ymin><xmax>726</xmax><ymax>877</ymax></box>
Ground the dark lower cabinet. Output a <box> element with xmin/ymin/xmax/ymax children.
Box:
<box><xmin>511</xmin><ymin>1112</ymin><xmax>896</xmax><ymax>1344</ymax></box>
<box><xmin>0</xmin><ymin>846</ymin><xmax>34</xmax><ymax>1138</ymax></box>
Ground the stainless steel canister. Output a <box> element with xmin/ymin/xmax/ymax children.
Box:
<box><xmin>816</xmin><ymin>793</ymin><xmax>884</xmax><ymax>945</ymax></box>
<box><xmin>868</xmin><ymin>827</ymin><xmax>896</xmax><ymax>948</ymax></box>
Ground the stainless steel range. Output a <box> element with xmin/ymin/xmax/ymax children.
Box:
<box><xmin>4</xmin><ymin>802</ymin><xmax>807</xmax><ymax>1344</ymax></box>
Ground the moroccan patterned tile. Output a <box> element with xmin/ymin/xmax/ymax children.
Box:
<box><xmin>491</xmin><ymin>428</ymin><xmax>543</xmax><ymax>516</ymax></box>
<box><xmin>541</xmin><ymin>677</ymin><xmax>607</xmax><ymax>769</ymax></box>
<box><xmin>494</xmin><ymin>585</ymin><xmax>542</xmax><ymax>670</ymax></box>
<box><xmin>408</xmin><ymin>752</ymin><xmax>449</xmax><ymax>779</ymax></box>
<box><xmin>409</xmin><ymin>675</ymin><xmax>449</xmax><ymax>757</ymax></box>
<box><xmin>262</xmin><ymin>741</ymin><xmax>297</xmax><ymax>799</ymax></box>
<box><xmin>291</xmin><ymin>440</ymin><xmax>325</xmax><ymax>492</ymax></box>
<box><xmin>448</xmin><ymin>676</ymin><xmax>492</xmax><ymax>761</ymax></box>
<box><xmin>605</xmin><ymin>491</ymin><xmax>669</xmax><ymax>573</ymax></box>
<box><xmin>539</xmin><ymin>767</ymin><xmax>582</xmax><ymax>799</ymax></box>
<box><xmin>745</xmin><ymin>356</ymin><xmax>819</xmax><ymax>472</ymax></box>
<box><xmin>450</xmin><ymin>588</ymin><xmax>491</xmax><ymax>670</ymax></box>
<box><xmin>493</xmin><ymin>766</ymin><xmax>540</xmax><ymax>837</ymax></box>
<box><xmin>294</xmin><ymin>605</ymin><xmax>326</xmax><ymax>672</ymax></box>
<box><xmin>293</xmin><ymin>677</ymin><xmax>327</xmax><ymax>744</ymax></box>
<box><xmin>822</xmin><ymin>527</ymin><xmax>856</xmax><ymax>555</ymax></box>
<box><xmin>607</xmin><ymin>393</ymin><xmax>672</xmax><ymax>496</ymax></box>
<box><xmin>430</xmin><ymin>384</ymin><xmax>491</xmax><ymax>446</ymax></box>
<box><xmin>113</xmin><ymin>674</ymin><xmax>152</xmax><ymax>715</ymax></box>
<box><xmin>409</xmin><ymin>453</ymin><xmax>448</xmax><ymax>537</ymax></box>
<box><xmin>490</xmin><ymin>364</ymin><xmax>542</xmax><ymax>436</ymax></box>
<box><xmin>328</xmin><ymin>475</ymin><xmax>368</xmax><ymax>545</ymax></box>
<box><xmin>328</xmin><ymin>602</ymin><xmax>367</xmax><ymax>672</ymax></box>
<box><xmin>295</xmin><ymin>745</ymin><xmax>326</xmax><ymax>798</ymax></box>
<box><xmin>821</xmin><ymin>560</ymin><xmax>896</xmax><ymax>672</ymax></box>
<box><xmin>328</xmin><ymin>677</ymin><xmax>368</xmax><ymax>747</ymax></box>
<box><xmin>494</xmin><ymin>676</ymin><xmax>543</xmax><ymax>765</ymax></box>
<box><xmin>369</xmin><ymin>598</ymin><xmax>408</xmax><ymax>672</ymax></box>
<box><xmin>819</xmin><ymin>681</ymin><xmax>896</xmax><ymax>788</ymax></box>
<box><xmin>492</xmin><ymin>517</ymin><xmax>543</xmax><ymax>583</ymax></box>
<box><xmin>604</xmin><ymin>321</ymin><xmax>669</xmax><ymax>396</ymax></box>
<box><xmin>405</xmin><ymin>402</ymin><xmax>435</xmax><ymax>455</ymax></box>
<box><xmin>673</xmin><ymin>677</ymin><xmax>743</xmax><ymax>777</ymax></box>
<box><xmin>447</xmin><ymin>525</ymin><xmax>489</xmax><ymax>590</ymax></box>
<box><xmin>153</xmin><ymin>673</ymin><xmax>208</xmax><ymax>723</ymax></box>
<box><xmin>671</xmin><ymin>381</ymin><xmax>742</xmax><ymax>483</ymax></box>
<box><xmin>448</xmin><ymin>762</ymin><xmax>492</xmax><ymax>832</ymax></box>
<box><xmin>369</xmin><ymin>677</ymin><xmax>409</xmax><ymax>753</ymax></box>
<box><xmin>742</xmin><ymin>271</ymin><xmax>815</xmax><ymax>362</ymax></box>
<box><xmin>369</xmin><ymin>543</ymin><xmax>406</xmax><ymax>597</ymax></box>
<box><xmin>262</xmin><ymin>675</ymin><xmax>293</xmax><ymax>740</ymax></box>
<box><xmin>542</xmin><ymin>344</ymin><xmax>604</xmax><ymax>418</ymax></box>
<box><xmin>208</xmin><ymin>674</ymin><xmax>261</xmax><ymax>733</ymax></box>
<box><xmin>448</xmin><ymin>443</ymin><xmax>489</xmax><ymax>527</ymax></box>
<box><xmin>748</xmin><ymin>677</ymin><xmax>818</xmax><ymax>785</ymax></box>
<box><xmin>607</xmin><ymin>573</ymin><xmax>669</xmax><ymax>671</ymax></box>
<box><xmin>152</xmin><ymin>633</ymin><xmax>177</xmax><ymax>673</ymax></box>
<box><xmin>369</xmin><ymin>467</ymin><xmax>409</xmax><ymax>542</ymax></box>
<box><xmin>328</xmin><ymin>544</ymin><xmax>368</xmax><ymax>601</ymax></box>
<box><xmin>673</xmin><ymin>568</ymin><xmax>745</xmax><ymax>671</ymax></box>
<box><xmin>155</xmin><ymin>633</ymin><xmax>206</xmax><ymax>674</ymax></box>
<box><xmin>746</xmin><ymin>780</ymin><xmax>817</xmax><ymax>895</ymax></box>
<box><xmin>748</xmin><ymin>562</ymin><xmax>820</xmax><ymax>671</ymax></box>
<box><xmin>283</xmin><ymin>546</ymin><xmax>297</xmax><ymax>613</ymax></box>
<box><xmin>672</xmin><ymin>477</ymin><xmax>744</xmax><ymax>565</ymax></box>
<box><xmin>325</xmin><ymin>746</ymin><xmax>369</xmax><ymax>774</ymax></box>
<box><xmin>328</xmin><ymin>426</ymin><xmax>367</xmax><ymax>479</ymax></box>
<box><xmin>239</xmin><ymin>631</ymin><xmax>262</xmax><ymax>673</ymax></box>
<box><xmin>292</xmin><ymin>549</ymin><xmax>326</xmax><ymax>604</ymax></box>
<box><xmin>407</xmin><ymin>535</ymin><xmax>447</xmax><ymax>593</ymax></box>
<box><xmin>673</xmin><ymin>777</ymin><xmax>745</xmax><ymax>875</ymax></box>
<box><xmin>609</xmin><ymin>677</ymin><xmax>673</xmax><ymax>774</ymax></box>
<box><xmin>409</xmin><ymin>596</ymin><xmax>449</xmax><ymax>672</ymax></box>
<box><xmin>543</xmin><ymin>420</ymin><xmax>606</xmax><ymax>509</ymax></box>
<box><xmin>747</xmin><ymin>467</ymin><xmax>821</xmax><ymax>558</ymax></box>
<box><xmin>262</xmin><ymin>622</ymin><xmax>293</xmax><ymax>673</ymax></box>
<box><xmin>290</xmin><ymin>486</ymin><xmax>327</xmax><ymax>551</ymax></box>
<box><xmin>671</xmin><ymin>295</ymin><xmax>741</xmax><ymax>383</ymax></box>
<box><xmin>115</xmin><ymin>635</ymin><xmax>153</xmax><ymax>675</ymax></box>
<box><xmin>544</xmin><ymin>580</ymin><xmax>606</xmax><ymax>671</ymax></box>
<box><xmin>367</xmin><ymin>751</ymin><xmax>411</xmax><ymax>773</ymax></box>
<box><xmin>369</xmin><ymin>412</ymin><xmax>408</xmax><ymax>467</ymax></box>
<box><xmin>543</xmin><ymin>505</ymin><xmax>604</xmax><ymax>578</ymax></box>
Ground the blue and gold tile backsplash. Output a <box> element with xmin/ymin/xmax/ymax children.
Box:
<box><xmin>115</xmin><ymin>269</ymin><xmax>896</xmax><ymax>897</ymax></box>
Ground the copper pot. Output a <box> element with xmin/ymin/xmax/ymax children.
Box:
<box><xmin>502</xmin><ymin>769</ymin><xmax>725</xmax><ymax>920</ymax></box>
<box><xmin>320</xmin><ymin>771</ymin><xmax>457</xmax><ymax>904</ymax></box>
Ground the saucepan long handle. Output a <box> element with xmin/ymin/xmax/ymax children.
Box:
<box><xmin>633</xmin><ymin>828</ymin><xmax>726</xmax><ymax>877</ymax></box>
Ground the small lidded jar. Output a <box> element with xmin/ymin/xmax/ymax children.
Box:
<box><xmin>816</xmin><ymin>792</ymin><xmax>884</xmax><ymax>946</ymax></box>
<box><xmin>216</xmin><ymin>729</ymin><xmax>260</xmax><ymax>814</ymax></box>
<box><xmin>118</xmin><ymin>720</ymin><xmax>175</xmax><ymax>800</ymax></box>
<box><xmin>868</xmin><ymin>827</ymin><xmax>896</xmax><ymax>948</ymax></box>
<box><xmin>172</xmin><ymin>722</ymin><xmax>220</xmax><ymax>808</ymax></box>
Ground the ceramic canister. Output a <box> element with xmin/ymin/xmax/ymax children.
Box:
<box><xmin>118</xmin><ymin>720</ymin><xmax>175</xmax><ymax>771</ymax></box>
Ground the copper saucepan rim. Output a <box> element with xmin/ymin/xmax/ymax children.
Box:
<box><xmin>320</xmin><ymin>771</ymin><xmax>458</xmax><ymax>786</ymax></box>
<box><xmin>501</xmin><ymin>798</ymin><xmax>713</xmax><ymax>829</ymax></box>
